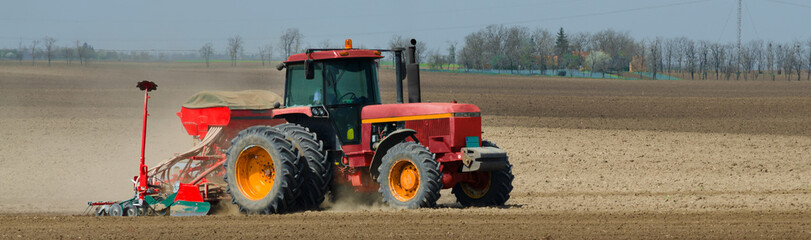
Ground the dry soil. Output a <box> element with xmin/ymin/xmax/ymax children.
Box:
<box><xmin>1</xmin><ymin>61</ymin><xmax>810</xmax><ymax>239</ymax></box>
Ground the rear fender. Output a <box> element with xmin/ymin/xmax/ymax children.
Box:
<box><xmin>369</xmin><ymin>129</ymin><xmax>417</xmax><ymax>178</ymax></box>
<box><xmin>271</xmin><ymin>106</ymin><xmax>312</xmax><ymax>119</ymax></box>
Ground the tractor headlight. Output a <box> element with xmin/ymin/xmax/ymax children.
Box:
<box><xmin>311</xmin><ymin>107</ymin><xmax>328</xmax><ymax>117</ymax></box>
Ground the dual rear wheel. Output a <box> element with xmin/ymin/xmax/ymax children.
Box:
<box><xmin>224</xmin><ymin>124</ymin><xmax>330</xmax><ymax>214</ymax></box>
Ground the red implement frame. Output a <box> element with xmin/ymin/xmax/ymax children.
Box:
<box><xmin>135</xmin><ymin>81</ymin><xmax>157</xmax><ymax>203</ymax></box>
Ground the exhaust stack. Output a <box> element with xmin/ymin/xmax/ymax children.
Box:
<box><xmin>406</xmin><ymin>39</ymin><xmax>421</xmax><ymax>103</ymax></box>
<box><xmin>394</xmin><ymin>48</ymin><xmax>405</xmax><ymax>103</ymax></box>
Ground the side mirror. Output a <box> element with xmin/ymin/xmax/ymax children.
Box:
<box><xmin>304</xmin><ymin>59</ymin><xmax>314</xmax><ymax>79</ymax></box>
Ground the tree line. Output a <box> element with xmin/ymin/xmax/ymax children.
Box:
<box><xmin>449</xmin><ymin>25</ymin><xmax>811</xmax><ymax>81</ymax></box>
<box><xmin>7</xmin><ymin>26</ymin><xmax>811</xmax><ymax>81</ymax></box>
<box><xmin>0</xmin><ymin>37</ymin><xmax>208</xmax><ymax>65</ymax></box>
<box><xmin>0</xmin><ymin>37</ymin><xmax>105</xmax><ymax>66</ymax></box>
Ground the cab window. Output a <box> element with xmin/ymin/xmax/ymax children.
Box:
<box><xmin>323</xmin><ymin>59</ymin><xmax>380</xmax><ymax>106</ymax></box>
<box><xmin>285</xmin><ymin>63</ymin><xmax>324</xmax><ymax>107</ymax></box>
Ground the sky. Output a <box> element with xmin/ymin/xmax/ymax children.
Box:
<box><xmin>1</xmin><ymin>0</ymin><xmax>809</xmax><ymax>55</ymax></box>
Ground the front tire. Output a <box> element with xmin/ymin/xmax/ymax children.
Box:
<box><xmin>224</xmin><ymin>126</ymin><xmax>302</xmax><ymax>214</ymax></box>
<box><xmin>377</xmin><ymin>142</ymin><xmax>442</xmax><ymax>209</ymax></box>
<box><xmin>452</xmin><ymin>140</ymin><xmax>514</xmax><ymax>207</ymax></box>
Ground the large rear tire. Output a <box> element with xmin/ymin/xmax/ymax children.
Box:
<box><xmin>377</xmin><ymin>142</ymin><xmax>442</xmax><ymax>209</ymax></box>
<box><xmin>275</xmin><ymin>123</ymin><xmax>331</xmax><ymax>210</ymax></box>
<box><xmin>452</xmin><ymin>140</ymin><xmax>514</xmax><ymax>207</ymax></box>
<box><xmin>224</xmin><ymin>126</ymin><xmax>302</xmax><ymax>214</ymax></box>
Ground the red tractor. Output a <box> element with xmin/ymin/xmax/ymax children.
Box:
<box><xmin>90</xmin><ymin>39</ymin><xmax>512</xmax><ymax>216</ymax></box>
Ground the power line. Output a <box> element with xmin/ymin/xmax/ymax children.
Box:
<box><xmin>717</xmin><ymin>2</ymin><xmax>735</xmax><ymax>41</ymax></box>
<box><xmin>500</xmin><ymin>0</ymin><xmax>714</xmax><ymax>26</ymax></box>
<box><xmin>2</xmin><ymin>0</ymin><xmax>718</xmax><ymax>47</ymax></box>
<box><xmin>767</xmin><ymin>0</ymin><xmax>811</xmax><ymax>9</ymax></box>
<box><xmin>313</xmin><ymin>0</ymin><xmax>714</xmax><ymax>38</ymax></box>
<box><xmin>743</xmin><ymin>0</ymin><xmax>761</xmax><ymax>39</ymax></box>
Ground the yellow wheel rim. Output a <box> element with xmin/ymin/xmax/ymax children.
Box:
<box><xmin>388</xmin><ymin>160</ymin><xmax>420</xmax><ymax>202</ymax></box>
<box><xmin>461</xmin><ymin>172</ymin><xmax>491</xmax><ymax>199</ymax></box>
<box><xmin>235</xmin><ymin>146</ymin><xmax>275</xmax><ymax>201</ymax></box>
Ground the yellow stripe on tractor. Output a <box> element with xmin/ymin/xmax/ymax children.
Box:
<box><xmin>361</xmin><ymin>113</ymin><xmax>453</xmax><ymax>124</ymax></box>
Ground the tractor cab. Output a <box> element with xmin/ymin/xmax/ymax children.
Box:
<box><xmin>280</xmin><ymin>41</ymin><xmax>386</xmax><ymax>145</ymax></box>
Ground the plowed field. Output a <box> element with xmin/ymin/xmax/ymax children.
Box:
<box><xmin>1</xmin><ymin>62</ymin><xmax>810</xmax><ymax>239</ymax></box>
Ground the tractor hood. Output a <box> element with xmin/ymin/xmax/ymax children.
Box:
<box><xmin>361</xmin><ymin>102</ymin><xmax>480</xmax><ymax>121</ymax></box>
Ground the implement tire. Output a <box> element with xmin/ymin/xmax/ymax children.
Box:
<box><xmin>452</xmin><ymin>140</ymin><xmax>514</xmax><ymax>207</ymax></box>
<box><xmin>224</xmin><ymin>126</ymin><xmax>302</xmax><ymax>214</ymax></box>
<box><xmin>275</xmin><ymin>123</ymin><xmax>331</xmax><ymax>210</ymax></box>
<box><xmin>377</xmin><ymin>142</ymin><xmax>442</xmax><ymax>209</ymax></box>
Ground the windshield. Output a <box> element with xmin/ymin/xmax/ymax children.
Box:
<box><xmin>323</xmin><ymin>59</ymin><xmax>380</xmax><ymax>106</ymax></box>
<box><xmin>284</xmin><ymin>59</ymin><xmax>380</xmax><ymax>107</ymax></box>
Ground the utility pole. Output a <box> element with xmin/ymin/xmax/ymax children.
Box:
<box><xmin>737</xmin><ymin>0</ymin><xmax>742</xmax><ymax>73</ymax></box>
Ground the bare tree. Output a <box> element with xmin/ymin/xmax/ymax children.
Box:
<box><xmin>723</xmin><ymin>44</ymin><xmax>735</xmax><ymax>80</ymax></box>
<box><xmin>43</xmin><ymin>37</ymin><xmax>56</xmax><ymax>66</ymax></box>
<box><xmin>673</xmin><ymin>37</ymin><xmax>688</xmax><ymax>74</ymax></box>
<box><xmin>793</xmin><ymin>41</ymin><xmax>803</xmax><ymax>81</ymax></box>
<box><xmin>738</xmin><ymin>43</ymin><xmax>752</xmax><ymax>80</ymax></box>
<box><xmin>279</xmin><ymin>28</ymin><xmax>303</xmax><ymax>58</ymax></box>
<box><xmin>199</xmin><ymin>42</ymin><xmax>214</xmax><ymax>68</ymax></box>
<box><xmin>258</xmin><ymin>44</ymin><xmax>273</xmax><ymax>67</ymax></box>
<box><xmin>684</xmin><ymin>39</ymin><xmax>697</xmax><ymax>79</ymax></box>
<box><xmin>748</xmin><ymin>40</ymin><xmax>764</xmax><ymax>80</ymax></box>
<box><xmin>775</xmin><ymin>44</ymin><xmax>786</xmax><ymax>80</ymax></box>
<box><xmin>766</xmin><ymin>42</ymin><xmax>775</xmax><ymax>81</ymax></box>
<box><xmin>807</xmin><ymin>39</ymin><xmax>811</xmax><ymax>81</ymax></box>
<box><xmin>710</xmin><ymin>43</ymin><xmax>725</xmax><ymax>80</ymax></box>
<box><xmin>76</xmin><ymin>40</ymin><xmax>85</xmax><ymax>66</ymax></box>
<box><xmin>648</xmin><ymin>38</ymin><xmax>662</xmax><ymax>80</ymax></box>
<box><xmin>30</xmin><ymin>40</ymin><xmax>40</xmax><ymax>66</ymax></box>
<box><xmin>503</xmin><ymin>26</ymin><xmax>530</xmax><ymax>73</ymax></box>
<box><xmin>17</xmin><ymin>39</ymin><xmax>24</xmax><ymax>64</ymax></box>
<box><xmin>63</xmin><ymin>46</ymin><xmax>74</xmax><ymax>65</ymax></box>
<box><xmin>664</xmin><ymin>38</ymin><xmax>681</xmax><ymax>74</ymax></box>
<box><xmin>531</xmin><ymin>28</ymin><xmax>554</xmax><ymax>73</ymax></box>
<box><xmin>227</xmin><ymin>35</ymin><xmax>243</xmax><ymax>67</ymax></box>
<box><xmin>699</xmin><ymin>40</ymin><xmax>710</xmax><ymax>80</ymax></box>
<box><xmin>389</xmin><ymin>34</ymin><xmax>426</xmax><ymax>63</ymax></box>
<box><xmin>568</xmin><ymin>32</ymin><xmax>590</xmax><ymax>69</ymax></box>
<box><xmin>427</xmin><ymin>49</ymin><xmax>447</xmax><ymax>70</ymax></box>
<box><xmin>635</xmin><ymin>40</ymin><xmax>646</xmax><ymax>73</ymax></box>
<box><xmin>460</xmin><ymin>31</ymin><xmax>485</xmax><ymax>70</ymax></box>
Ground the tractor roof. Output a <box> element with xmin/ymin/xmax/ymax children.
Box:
<box><xmin>285</xmin><ymin>49</ymin><xmax>384</xmax><ymax>63</ymax></box>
